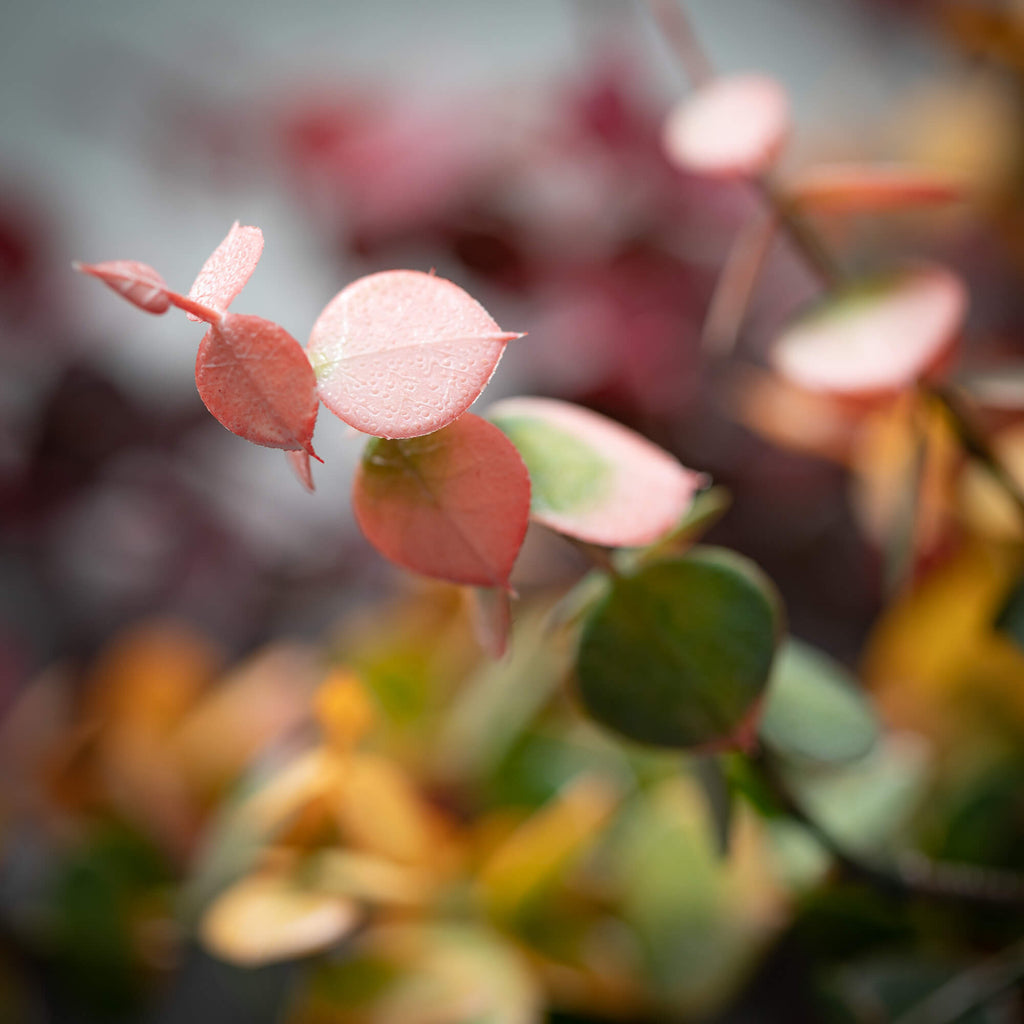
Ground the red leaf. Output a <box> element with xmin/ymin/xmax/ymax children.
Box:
<box><xmin>789</xmin><ymin>163</ymin><xmax>964</xmax><ymax>213</ymax></box>
<box><xmin>195</xmin><ymin>313</ymin><xmax>319</xmax><ymax>455</ymax></box>
<box><xmin>309</xmin><ymin>270</ymin><xmax>521</xmax><ymax>439</ymax></box>
<box><xmin>662</xmin><ymin>74</ymin><xmax>790</xmax><ymax>179</ymax></box>
<box><xmin>74</xmin><ymin>259</ymin><xmax>172</xmax><ymax>314</ymax></box>
<box><xmin>772</xmin><ymin>265</ymin><xmax>968</xmax><ymax>400</ymax></box>
<box><xmin>352</xmin><ymin>414</ymin><xmax>530</xmax><ymax>588</ymax></box>
<box><xmin>186</xmin><ymin>222</ymin><xmax>264</xmax><ymax>323</ymax></box>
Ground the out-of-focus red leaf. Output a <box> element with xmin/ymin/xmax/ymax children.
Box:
<box><xmin>662</xmin><ymin>74</ymin><xmax>790</xmax><ymax>179</ymax></box>
<box><xmin>74</xmin><ymin>259</ymin><xmax>172</xmax><ymax>314</ymax></box>
<box><xmin>196</xmin><ymin>313</ymin><xmax>319</xmax><ymax>455</ymax></box>
<box><xmin>186</xmin><ymin>221</ymin><xmax>264</xmax><ymax>323</ymax></box>
<box><xmin>489</xmin><ymin>397</ymin><xmax>705</xmax><ymax>548</ymax></box>
<box><xmin>309</xmin><ymin>270</ymin><xmax>521</xmax><ymax>439</ymax></box>
<box><xmin>352</xmin><ymin>414</ymin><xmax>530</xmax><ymax>588</ymax></box>
<box><xmin>789</xmin><ymin>163</ymin><xmax>964</xmax><ymax>212</ymax></box>
<box><xmin>772</xmin><ymin>265</ymin><xmax>968</xmax><ymax>400</ymax></box>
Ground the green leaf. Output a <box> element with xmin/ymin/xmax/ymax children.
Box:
<box><xmin>575</xmin><ymin>548</ymin><xmax>782</xmax><ymax>750</ymax></box>
<box><xmin>994</xmin><ymin>575</ymin><xmax>1024</xmax><ymax>653</ymax></box>
<box><xmin>760</xmin><ymin>639</ymin><xmax>878</xmax><ymax>765</ymax></box>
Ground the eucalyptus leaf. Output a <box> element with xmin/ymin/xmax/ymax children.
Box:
<box><xmin>576</xmin><ymin>549</ymin><xmax>782</xmax><ymax>750</ymax></box>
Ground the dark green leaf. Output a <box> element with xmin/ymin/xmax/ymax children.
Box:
<box><xmin>575</xmin><ymin>549</ymin><xmax>782</xmax><ymax>750</ymax></box>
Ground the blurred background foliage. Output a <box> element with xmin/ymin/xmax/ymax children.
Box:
<box><xmin>3</xmin><ymin>0</ymin><xmax>1024</xmax><ymax>1020</ymax></box>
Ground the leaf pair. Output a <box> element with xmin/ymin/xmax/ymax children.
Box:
<box><xmin>77</xmin><ymin>223</ymin><xmax>320</xmax><ymax>462</ymax></box>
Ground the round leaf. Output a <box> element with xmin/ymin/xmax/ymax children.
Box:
<box><xmin>196</xmin><ymin>313</ymin><xmax>319</xmax><ymax>455</ymax></box>
<box><xmin>576</xmin><ymin>549</ymin><xmax>782</xmax><ymax>750</ymax></box>
<box><xmin>352</xmin><ymin>413</ymin><xmax>530</xmax><ymax>588</ymax></box>
<box><xmin>662</xmin><ymin>74</ymin><xmax>790</xmax><ymax>179</ymax></box>
<box><xmin>309</xmin><ymin>270</ymin><xmax>521</xmax><ymax>439</ymax></box>
<box><xmin>75</xmin><ymin>259</ymin><xmax>172</xmax><ymax>314</ymax></box>
<box><xmin>488</xmin><ymin>397</ymin><xmax>704</xmax><ymax>548</ymax></box>
<box><xmin>187</xmin><ymin>221</ymin><xmax>264</xmax><ymax>323</ymax></box>
<box><xmin>772</xmin><ymin>265</ymin><xmax>967</xmax><ymax>399</ymax></box>
<box><xmin>760</xmin><ymin>639</ymin><xmax>878</xmax><ymax>765</ymax></box>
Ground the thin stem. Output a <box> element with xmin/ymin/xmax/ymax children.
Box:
<box><xmin>755</xmin><ymin>751</ymin><xmax>1024</xmax><ymax>910</ymax></box>
<box><xmin>644</xmin><ymin>0</ymin><xmax>714</xmax><ymax>87</ymax></box>
<box><xmin>926</xmin><ymin>382</ymin><xmax>1024</xmax><ymax>526</ymax></box>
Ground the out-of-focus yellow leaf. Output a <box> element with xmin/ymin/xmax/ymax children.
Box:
<box><xmin>200</xmin><ymin>873</ymin><xmax>359</xmax><ymax>967</ymax></box>
<box><xmin>315</xmin><ymin>668</ymin><xmax>376</xmax><ymax>753</ymax></box>
<box><xmin>864</xmin><ymin>540</ymin><xmax>1024</xmax><ymax>742</ymax></box>
<box><xmin>240</xmin><ymin>748</ymin><xmax>343</xmax><ymax>835</ymax></box>
<box><xmin>959</xmin><ymin>422</ymin><xmax>1024</xmax><ymax>541</ymax></box>
<box><xmin>335</xmin><ymin>753</ymin><xmax>448</xmax><ymax>866</ymax></box>
<box><xmin>477</xmin><ymin>774</ymin><xmax>618</xmax><ymax>922</ymax></box>
<box><xmin>172</xmin><ymin>643</ymin><xmax>318</xmax><ymax>794</ymax></box>
<box><xmin>365</xmin><ymin>923</ymin><xmax>543</xmax><ymax>1024</ymax></box>
<box><xmin>309</xmin><ymin>849</ymin><xmax>431</xmax><ymax>907</ymax></box>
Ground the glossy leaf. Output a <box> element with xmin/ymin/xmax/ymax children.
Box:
<box><xmin>187</xmin><ymin>221</ymin><xmax>264</xmax><ymax>322</ymax></box>
<box><xmin>662</xmin><ymin>74</ymin><xmax>790</xmax><ymax>179</ymax></box>
<box><xmin>488</xmin><ymin>397</ymin><xmax>704</xmax><ymax>548</ymax></box>
<box><xmin>789</xmin><ymin>163</ymin><xmax>963</xmax><ymax>212</ymax></box>
<box><xmin>308</xmin><ymin>270</ymin><xmax>521</xmax><ymax>439</ymax></box>
<box><xmin>772</xmin><ymin>266</ymin><xmax>967</xmax><ymax>399</ymax></box>
<box><xmin>74</xmin><ymin>259</ymin><xmax>173</xmax><ymax>314</ymax></box>
<box><xmin>760</xmin><ymin>639</ymin><xmax>878</xmax><ymax>765</ymax></box>
<box><xmin>196</xmin><ymin>313</ymin><xmax>320</xmax><ymax>455</ymax></box>
<box><xmin>201</xmin><ymin>874</ymin><xmax>359</xmax><ymax>966</ymax></box>
<box><xmin>576</xmin><ymin>549</ymin><xmax>782</xmax><ymax>750</ymax></box>
<box><xmin>352</xmin><ymin>414</ymin><xmax>530</xmax><ymax>588</ymax></box>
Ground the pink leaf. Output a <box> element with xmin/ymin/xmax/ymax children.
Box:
<box><xmin>285</xmin><ymin>449</ymin><xmax>315</xmax><ymax>492</ymax></box>
<box><xmin>772</xmin><ymin>265</ymin><xmax>968</xmax><ymax>399</ymax></box>
<box><xmin>662</xmin><ymin>74</ymin><xmax>790</xmax><ymax>179</ymax></box>
<box><xmin>195</xmin><ymin>313</ymin><xmax>320</xmax><ymax>455</ymax></box>
<box><xmin>74</xmin><ymin>259</ymin><xmax>172</xmax><ymax>314</ymax></box>
<box><xmin>488</xmin><ymin>397</ymin><xmax>705</xmax><ymax>548</ymax></box>
<box><xmin>308</xmin><ymin>270</ymin><xmax>522</xmax><ymax>439</ymax></box>
<box><xmin>187</xmin><ymin>221</ymin><xmax>264</xmax><ymax>323</ymax></box>
<box><xmin>352</xmin><ymin>414</ymin><xmax>530</xmax><ymax>588</ymax></box>
<box><xmin>789</xmin><ymin>163</ymin><xmax>964</xmax><ymax>213</ymax></box>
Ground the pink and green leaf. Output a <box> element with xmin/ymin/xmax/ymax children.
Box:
<box><xmin>488</xmin><ymin>397</ymin><xmax>704</xmax><ymax>548</ymax></box>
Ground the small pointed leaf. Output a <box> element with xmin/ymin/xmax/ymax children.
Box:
<box><xmin>309</xmin><ymin>270</ymin><xmax>520</xmax><ymax>439</ymax></box>
<box><xmin>196</xmin><ymin>313</ymin><xmax>319</xmax><ymax>454</ymax></box>
<box><xmin>772</xmin><ymin>266</ymin><xmax>967</xmax><ymax>399</ymax></box>
<box><xmin>576</xmin><ymin>548</ymin><xmax>781</xmax><ymax>750</ymax></box>
<box><xmin>75</xmin><ymin>259</ymin><xmax>172</xmax><ymax>314</ymax></box>
<box><xmin>663</xmin><ymin>74</ymin><xmax>790</xmax><ymax>179</ymax></box>
<box><xmin>352</xmin><ymin>413</ymin><xmax>530</xmax><ymax>588</ymax></box>
<box><xmin>285</xmin><ymin>449</ymin><xmax>315</xmax><ymax>492</ymax></box>
<box><xmin>187</xmin><ymin>221</ymin><xmax>264</xmax><ymax>322</ymax></box>
<box><xmin>489</xmin><ymin>397</ymin><xmax>704</xmax><ymax>548</ymax></box>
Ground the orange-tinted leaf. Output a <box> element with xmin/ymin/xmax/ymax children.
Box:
<box><xmin>196</xmin><ymin>313</ymin><xmax>320</xmax><ymax>455</ymax></box>
<box><xmin>772</xmin><ymin>266</ymin><xmax>968</xmax><ymax>399</ymax></box>
<box><xmin>663</xmin><ymin>74</ymin><xmax>790</xmax><ymax>179</ymax></box>
<box><xmin>789</xmin><ymin>163</ymin><xmax>964</xmax><ymax>212</ymax></box>
<box><xmin>309</xmin><ymin>270</ymin><xmax>521</xmax><ymax>439</ymax></box>
<box><xmin>488</xmin><ymin>397</ymin><xmax>704</xmax><ymax>548</ymax></box>
<box><xmin>74</xmin><ymin>259</ymin><xmax>173</xmax><ymax>314</ymax></box>
<box><xmin>187</xmin><ymin>221</ymin><xmax>264</xmax><ymax>323</ymax></box>
<box><xmin>352</xmin><ymin>414</ymin><xmax>530</xmax><ymax>588</ymax></box>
